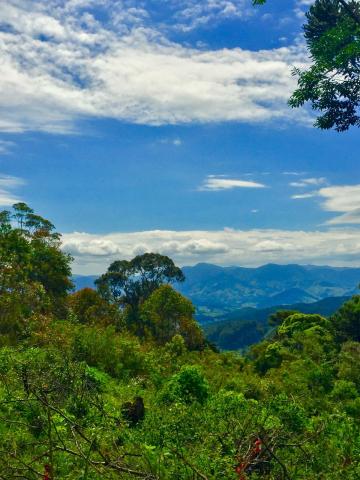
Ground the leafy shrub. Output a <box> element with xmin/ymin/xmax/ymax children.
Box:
<box><xmin>161</xmin><ymin>365</ymin><xmax>209</xmax><ymax>404</ymax></box>
<box><xmin>72</xmin><ymin>325</ymin><xmax>146</xmax><ymax>379</ymax></box>
<box><xmin>331</xmin><ymin>380</ymin><xmax>358</xmax><ymax>401</ymax></box>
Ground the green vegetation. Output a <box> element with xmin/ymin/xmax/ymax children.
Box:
<box><xmin>0</xmin><ymin>204</ymin><xmax>360</xmax><ymax>479</ymax></box>
<box><xmin>204</xmin><ymin>298</ymin><xmax>350</xmax><ymax>351</ymax></box>
<box><xmin>254</xmin><ymin>0</ymin><xmax>360</xmax><ymax>132</ymax></box>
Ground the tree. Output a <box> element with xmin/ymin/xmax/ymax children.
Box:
<box><xmin>331</xmin><ymin>294</ymin><xmax>360</xmax><ymax>341</ymax></box>
<box><xmin>140</xmin><ymin>285</ymin><xmax>205</xmax><ymax>349</ymax></box>
<box><xmin>268</xmin><ymin>309</ymin><xmax>299</xmax><ymax>326</ymax></box>
<box><xmin>254</xmin><ymin>0</ymin><xmax>360</xmax><ymax>131</ymax></box>
<box><xmin>68</xmin><ymin>288</ymin><xmax>122</xmax><ymax>327</ymax></box>
<box><xmin>0</xmin><ymin>204</ymin><xmax>73</xmax><ymax>338</ymax></box>
<box><xmin>277</xmin><ymin>313</ymin><xmax>332</xmax><ymax>337</ymax></box>
<box><xmin>96</xmin><ymin>253</ymin><xmax>185</xmax><ymax>308</ymax></box>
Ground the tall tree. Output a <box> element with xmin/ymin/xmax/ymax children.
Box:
<box><xmin>96</xmin><ymin>253</ymin><xmax>185</xmax><ymax>336</ymax></box>
<box><xmin>96</xmin><ymin>253</ymin><xmax>185</xmax><ymax>308</ymax></box>
<box><xmin>0</xmin><ymin>204</ymin><xmax>73</xmax><ymax>339</ymax></box>
<box><xmin>140</xmin><ymin>285</ymin><xmax>205</xmax><ymax>349</ymax></box>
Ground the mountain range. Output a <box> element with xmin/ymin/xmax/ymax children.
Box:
<box><xmin>177</xmin><ymin>263</ymin><xmax>359</xmax><ymax>319</ymax></box>
<box><xmin>73</xmin><ymin>262</ymin><xmax>360</xmax><ymax>320</ymax></box>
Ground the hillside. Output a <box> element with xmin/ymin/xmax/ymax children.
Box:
<box><xmin>178</xmin><ymin>263</ymin><xmax>360</xmax><ymax>314</ymax></box>
<box><xmin>204</xmin><ymin>296</ymin><xmax>350</xmax><ymax>350</ymax></box>
<box><xmin>74</xmin><ymin>263</ymin><xmax>360</xmax><ymax>317</ymax></box>
<box><xmin>1</xmin><ymin>204</ymin><xmax>360</xmax><ymax>479</ymax></box>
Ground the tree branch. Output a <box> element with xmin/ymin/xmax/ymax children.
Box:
<box><xmin>338</xmin><ymin>0</ymin><xmax>360</xmax><ymax>25</ymax></box>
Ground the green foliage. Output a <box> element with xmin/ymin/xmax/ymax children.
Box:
<box><xmin>140</xmin><ymin>284</ymin><xmax>205</xmax><ymax>349</ymax></box>
<box><xmin>1</xmin><ymin>206</ymin><xmax>360</xmax><ymax>478</ymax></box>
<box><xmin>331</xmin><ymin>379</ymin><xmax>358</xmax><ymax>400</ymax></box>
<box><xmin>331</xmin><ymin>294</ymin><xmax>360</xmax><ymax>341</ymax></box>
<box><xmin>255</xmin><ymin>0</ymin><xmax>360</xmax><ymax>131</ymax></box>
<box><xmin>268</xmin><ymin>309</ymin><xmax>299</xmax><ymax>326</ymax></box>
<box><xmin>278</xmin><ymin>312</ymin><xmax>332</xmax><ymax>336</ymax></box>
<box><xmin>0</xmin><ymin>204</ymin><xmax>73</xmax><ymax>344</ymax></box>
<box><xmin>68</xmin><ymin>287</ymin><xmax>123</xmax><ymax>327</ymax></box>
<box><xmin>206</xmin><ymin>319</ymin><xmax>265</xmax><ymax>351</ymax></box>
<box><xmin>72</xmin><ymin>325</ymin><xmax>146</xmax><ymax>379</ymax></box>
<box><xmin>96</xmin><ymin>253</ymin><xmax>185</xmax><ymax>308</ymax></box>
<box><xmin>289</xmin><ymin>0</ymin><xmax>360</xmax><ymax>132</ymax></box>
<box><xmin>337</xmin><ymin>341</ymin><xmax>360</xmax><ymax>388</ymax></box>
<box><xmin>161</xmin><ymin>365</ymin><xmax>209</xmax><ymax>405</ymax></box>
<box><xmin>253</xmin><ymin>340</ymin><xmax>285</xmax><ymax>374</ymax></box>
<box><xmin>96</xmin><ymin>253</ymin><xmax>185</xmax><ymax>336</ymax></box>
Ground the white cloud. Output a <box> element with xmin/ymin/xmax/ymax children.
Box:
<box><xmin>326</xmin><ymin>209</ymin><xmax>360</xmax><ymax>226</ymax></box>
<box><xmin>294</xmin><ymin>0</ymin><xmax>314</xmax><ymax>19</ymax></box>
<box><xmin>0</xmin><ymin>0</ymin><xmax>309</xmax><ymax>134</ymax></box>
<box><xmin>0</xmin><ymin>174</ymin><xmax>24</xmax><ymax>206</ymax></box>
<box><xmin>319</xmin><ymin>185</ymin><xmax>360</xmax><ymax>225</ymax></box>
<box><xmin>290</xmin><ymin>177</ymin><xmax>327</xmax><ymax>188</ymax></box>
<box><xmin>292</xmin><ymin>184</ymin><xmax>360</xmax><ymax>225</ymax></box>
<box><xmin>160</xmin><ymin>137</ymin><xmax>182</xmax><ymax>146</ymax></box>
<box><xmin>297</xmin><ymin>0</ymin><xmax>314</xmax><ymax>5</ymax></box>
<box><xmin>319</xmin><ymin>185</ymin><xmax>360</xmax><ymax>213</ymax></box>
<box><xmin>62</xmin><ymin>227</ymin><xmax>360</xmax><ymax>274</ymax></box>
<box><xmin>0</xmin><ymin>140</ymin><xmax>15</xmax><ymax>155</ymax></box>
<box><xmin>292</xmin><ymin>192</ymin><xmax>317</xmax><ymax>199</ymax></box>
<box><xmin>172</xmin><ymin>0</ymin><xmax>253</xmax><ymax>31</ymax></box>
<box><xmin>199</xmin><ymin>175</ymin><xmax>266</xmax><ymax>191</ymax></box>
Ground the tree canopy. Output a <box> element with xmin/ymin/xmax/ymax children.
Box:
<box><xmin>0</xmin><ymin>204</ymin><xmax>73</xmax><ymax>343</ymax></box>
<box><xmin>95</xmin><ymin>253</ymin><xmax>185</xmax><ymax>308</ymax></box>
<box><xmin>255</xmin><ymin>0</ymin><xmax>360</xmax><ymax>131</ymax></box>
<box><xmin>0</xmin><ymin>206</ymin><xmax>360</xmax><ymax>478</ymax></box>
<box><xmin>140</xmin><ymin>285</ymin><xmax>205</xmax><ymax>349</ymax></box>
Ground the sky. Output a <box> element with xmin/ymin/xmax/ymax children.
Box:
<box><xmin>0</xmin><ymin>0</ymin><xmax>359</xmax><ymax>274</ymax></box>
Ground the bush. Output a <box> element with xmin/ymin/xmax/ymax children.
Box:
<box><xmin>72</xmin><ymin>325</ymin><xmax>146</xmax><ymax>379</ymax></box>
<box><xmin>161</xmin><ymin>365</ymin><xmax>209</xmax><ymax>404</ymax></box>
<box><xmin>331</xmin><ymin>380</ymin><xmax>358</xmax><ymax>401</ymax></box>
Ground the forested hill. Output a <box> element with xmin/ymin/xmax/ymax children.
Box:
<box><xmin>178</xmin><ymin>263</ymin><xmax>360</xmax><ymax>313</ymax></box>
<box><xmin>1</xmin><ymin>203</ymin><xmax>360</xmax><ymax>478</ymax></box>
<box><xmin>204</xmin><ymin>296</ymin><xmax>351</xmax><ymax>351</ymax></box>
<box><xmin>74</xmin><ymin>262</ymin><xmax>360</xmax><ymax>317</ymax></box>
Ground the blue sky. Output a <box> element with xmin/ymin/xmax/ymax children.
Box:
<box><xmin>0</xmin><ymin>0</ymin><xmax>359</xmax><ymax>274</ymax></box>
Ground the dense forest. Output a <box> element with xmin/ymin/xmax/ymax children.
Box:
<box><xmin>0</xmin><ymin>203</ymin><xmax>359</xmax><ymax>479</ymax></box>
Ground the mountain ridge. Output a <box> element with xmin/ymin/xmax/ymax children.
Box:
<box><xmin>73</xmin><ymin>262</ymin><xmax>360</xmax><ymax>317</ymax></box>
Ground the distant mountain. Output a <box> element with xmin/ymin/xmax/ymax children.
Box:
<box><xmin>72</xmin><ymin>263</ymin><xmax>359</xmax><ymax>320</ymax></box>
<box><xmin>210</xmin><ymin>295</ymin><xmax>351</xmax><ymax>324</ymax></box>
<box><xmin>73</xmin><ymin>264</ymin><xmax>357</xmax><ymax>351</ymax></box>
<box><xmin>177</xmin><ymin>263</ymin><xmax>360</xmax><ymax>316</ymax></box>
<box><xmin>204</xmin><ymin>296</ymin><xmax>350</xmax><ymax>351</ymax></box>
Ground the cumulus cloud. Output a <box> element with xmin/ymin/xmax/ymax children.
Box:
<box><xmin>0</xmin><ymin>174</ymin><xmax>24</xmax><ymax>206</ymax></box>
<box><xmin>0</xmin><ymin>0</ymin><xmax>309</xmax><ymax>134</ymax></box>
<box><xmin>61</xmin><ymin>227</ymin><xmax>360</xmax><ymax>274</ymax></box>
<box><xmin>199</xmin><ymin>175</ymin><xmax>266</xmax><ymax>191</ymax></box>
